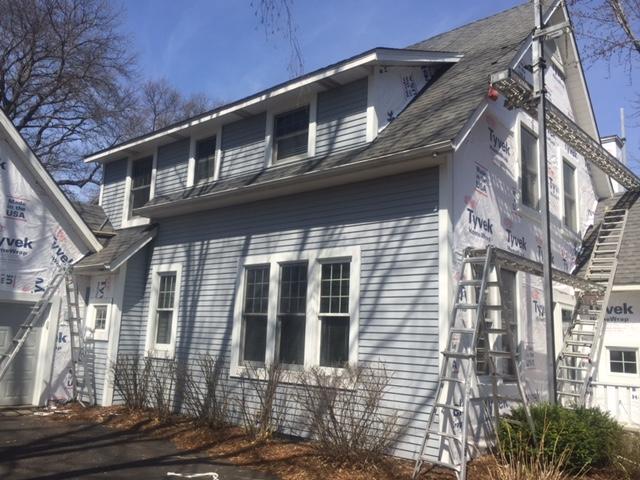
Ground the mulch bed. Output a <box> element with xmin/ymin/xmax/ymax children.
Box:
<box><xmin>47</xmin><ymin>403</ymin><xmax>623</xmax><ymax>480</ymax></box>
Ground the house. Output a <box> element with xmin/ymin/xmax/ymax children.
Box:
<box><xmin>1</xmin><ymin>0</ymin><xmax>637</xmax><ymax>468</ymax></box>
<box><xmin>0</xmin><ymin>111</ymin><xmax>102</xmax><ymax>406</ymax></box>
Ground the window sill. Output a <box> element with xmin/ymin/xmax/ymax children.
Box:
<box><xmin>270</xmin><ymin>152</ymin><xmax>309</xmax><ymax>167</ymax></box>
<box><xmin>145</xmin><ymin>348</ymin><xmax>175</xmax><ymax>360</ymax></box>
<box><xmin>122</xmin><ymin>216</ymin><xmax>150</xmax><ymax>229</ymax></box>
<box><xmin>230</xmin><ymin>363</ymin><xmax>356</xmax><ymax>388</ymax></box>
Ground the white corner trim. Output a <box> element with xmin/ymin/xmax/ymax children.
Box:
<box><xmin>143</xmin><ymin>263</ymin><xmax>182</xmax><ymax>359</ymax></box>
<box><xmin>438</xmin><ymin>157</ymin><xmax>453</xmax><ymax>360</ymax></box>
<box><xmin>366</xmin><ymin>70</ymin><xmax>377</xmax><ymax>142</ymax></box>
<box><xmin>307</xmin><ymin>93</ymin><xmax>318</xmax><ymax>158</ymax></box>
<box><xmin>103</xmin><ymin>264</ymin><xmax>127</xmax><ymax>406</ymax></box>
<box><xmin>612</xmin><ymin>285</ymin><xmax>640</xmax><ymax>292</ymax></box>
<box><xmin>98</xmin><ymin>182</ymin><xmax>104</xmax><ymax>207</ymax></box>
<box><xmin>33</xmin><ymin>294</ymin><xmax>62</xmax><ymax>406</ymax></box>
<box><xmin>149</xmin><ymin>147</ymin><xmax>158</xmax><ymax>200</ymax></box>
<box><xmin>186</xmin><ymin>136</ymin><xmax>196</xmax><ymax>188</ymax></box>
<box><xmin>264</xmin><ymin>112</ymin><xmax>274</xmax><ymax>168</ymax></box>
<box><xmin>214</xmin><ymin>129</ymin><xmax>223</xmax><ymax>181</ymax></box>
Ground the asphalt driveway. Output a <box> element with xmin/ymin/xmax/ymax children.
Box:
<box><xmin>0</xmin><ymin>408</ymin><xmax>276</xmax><ymax>480</ymax></box>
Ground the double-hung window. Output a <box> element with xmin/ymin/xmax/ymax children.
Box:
<box><xmin>242</xmin><ymin>265</ymin><xmax>270</xmax><ymax>364</ymax></box>
<box><xmin>563</xmin><ymin>160</ymin><xmax>577</xmax><ymax>232</ymax></box>
<box><xmin>277</xmin><ymin>263</ymin><xmax>307</xmax><ymax>365</ymax></box>
<box><xmin>233</xmin><ymin>248</ymin><xmax>359</xmax><ymax>376</ymax></box>
<box><xmin>95</xmin><ymin>306</ymin><xmax>108</xmax><ymax>331</ymax></box>
<box><xmin>610</xmin><ymin>349</ymin><xmax>637</xmax><ymax>374</ymax></box>
<box><xmin>194</xmin><ymin>136</ymin><xmax>217</xmax><ymax>184</ymax></box>
<box><xmin>130</xmin><ymin>157</ymin><xmax>153</xmax><ymax>212</ymax></box>
<box><xmin>520</xmin><ymin>126</ymin><xmax>539</xmax><ymax>210</ymax></box>
<box><xmin>146</xmin><ymin>264</ymin><xmax>181</xmax><ymax>357</ymax></box>
<box><xmin>319</xmin><ymin>262</ymin><xmax>351</xmax><ymax>367</ymax></box>
<box><xmin>273</xmin><ymin>106</ymin><xmax>309</xmax><ymax>162</ymax></box>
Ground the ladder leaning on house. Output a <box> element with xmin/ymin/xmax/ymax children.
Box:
<box><xmin>556</xmin><ymin>208</ymin><xmax>629</xmax><ymax>406</ymax></box>
<box><xmin>412</xmin><ymin>246</ymin><xmax>534</xmax><ymax>480</ymax></box>
<box><xmin>0</xmin><ymin>266</ymin><xmax>68</xmax><ymax>383</ymax></box>
<box><xmin>0</xmin><ymin>265</ymin><xmax>93</xmax><ymax>405</ymax></box>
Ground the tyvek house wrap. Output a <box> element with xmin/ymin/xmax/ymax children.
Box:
<box><xmin>0</xmin><ymin>137</ymin><xmax>84</xmax><ymax>402</ymax></box>
<box><xmin>451</xmin><ymin>60</ymin><xmax>599</xmax><ymax>404</ymax></box>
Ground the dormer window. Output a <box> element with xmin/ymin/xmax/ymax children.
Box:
<box><xmin>131</xmin><ymin>156</ymin><xmax>152</xmax><ymax>212</ymax></box>
<box><xmin>274</xmin><ymin>106</ymin><xmax>309</xmax><ymax>163</ymax></box>
<box><xmin>195</xmin><ymin>136</ymin><xmax>217</xmax><ymax>183</ymax></box>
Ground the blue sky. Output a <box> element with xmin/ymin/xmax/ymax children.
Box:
<box><xmin>120</xmin><ymin>0</ymin><xmax>638</xmax><ymax>169</ymax></box>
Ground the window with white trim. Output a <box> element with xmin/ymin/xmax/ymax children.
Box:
<box><xmin>89</xmin><ymin>304</ymin><xmax>110</xmax><ymax>341</ymax></box>
<box><xmin>232</xmin><ymin>248</ymin><xmax>359</xmax><ymax>375</ymax></box>
<box><xmin>241</xmin><ymin>265</ymin><xmax>270</xmax><ymax>363</ymax></box>
<box><xmin>146</xmin><ymin>265</ymin><xmax>181</xmax><ymax>357</ymax></box>
<box><xmin>130</xmin><ymin>156</ymin><xmax>153</xmax><ymax>212</ymax></box>
<box><xmin>273</xmin><ymin>106</ymin><xmax>309</xmax><ymax>162</ymax></box>
<box><xmin>194</xmin><ymin>136</ymin><xmax>216</xmax><ymax>184</ymax></box>
<box><xmin>563</xmin><ymin>160</ymin><xmax>577</xmax><ymax>233</ymax></box>
<box><xmin>520</xmin><ymin>126</ymin><xmax>539</xmax><ymax>210</ymax></box>
<box><xmin>277</xmin><ymin>262</ymin><xmax>307</xmax><ymax>365</ymax></box>
<box><xmin>610</xmin><ymin>349</ymin><xmax>637</xmax><ymax>374</ymax></box>
<box><xmin>319</xmin><ymin>262</ymin><xmax>350</xmax><ymax>367</ymax></box>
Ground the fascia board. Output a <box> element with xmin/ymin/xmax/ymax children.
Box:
<box><xmin>85</xmin><ymin>48</ymin><xmax>462</xmax><ymax>164</ymax></box>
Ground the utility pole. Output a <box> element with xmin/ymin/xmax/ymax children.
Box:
<box><xmin>533</xmin><ymin>0</ymin><xmax>557</xmax><ymax>404</ymax></box>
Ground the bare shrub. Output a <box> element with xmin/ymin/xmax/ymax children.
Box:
<box><xmin>148</xmin><ymin>358</ymin><xmax>177</xmax><ymax>420</ymax></box>
<box><xmin>182</xmin><ymin>355</ymin><xmax>231</xmax><ymax>429</ymax></box>
<box><xmin>615</xmin><ymin>431</ymin><xmax>640</xmax><ymax>479</ymax></box>
<box><xmin>111</xmin><ymin>354</ymin><xmax>151</xmax><ymax>411</ymax></box>
<box><xmin>237</xmin><ymin>362</ymin><xmax>288</xmax><ymax>441</ymax></box>
<box><xmin>296</xmin><ymin>364</ymin><xmax>403</xmax><ymax>463</ymax></box>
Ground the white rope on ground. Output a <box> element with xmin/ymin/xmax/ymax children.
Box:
<box><xmin>166</xmin><ymin>473</ymin><xmax>219</xmax><ymax>479</ymax></box>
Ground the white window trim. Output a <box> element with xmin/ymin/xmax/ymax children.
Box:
<box><xmin>607</xmin><ymin>347</ymin><xmax>639</xmax><ymax>377</ymax></box>
<box><xmin>187</xmin><ymin>129</ymin><xmax>222</xmax><ymax>187</ymax></box>
<box><xmin>264</xmin><ymin>94</ymin><xmax>317</xmax><ymax>168</ymax></box>
<box><xmin>144</xmin><ymin>263</ymin><xmax>182</xmax><ymax>359</ymax></box>
<box><xmin>559</xmin><ymin>155</ymin><xmax>580</xmax><ymax>236</ymax></box>
<box><xmin>230</xmin><ymin>246</ymin><xmax>360</xmax><ymax>379</ymax></box>
<box><xmin>121</xmin><ymin>152</ymin><xmax>155</xmax><ymax>228</ymax></box>
<box><xmin>87</xmin><ymin>303</ymin><xmax>111</xmax><ymax>342</ymax></box>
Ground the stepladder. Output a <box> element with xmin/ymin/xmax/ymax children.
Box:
<box><xmin>413</xmin><ymin>246</ymin><xmax>534</xmax><ymax>480</ymax></box>
<box><xmin>557</xmin><ymin>207</ymin><xmax>628</xmax><ymax>406</ymax></box>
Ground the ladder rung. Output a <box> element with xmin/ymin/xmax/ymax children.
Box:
<box><xmin>422</xmin><ymin>458</ymin><xmax>462</xmax><ymax>472</ymax></box>
<box><xmin>558</xmin><ymin>378</ymin><xmax>583</xmax><ymax>384</ymax></box>
<box><xmin>435</xmin><ymin>403</ymin><xmax>463</xmax><ymax>412</ymax></box>
<box><xmin>488</xmin><ymin>350</ymin><xmax>512</xmax><ymax>357</ymax></box>
<box><xmin>441</xmin><ymin>376</ymin><xmax>464</xmax><ymax>384</ymax></box>
<box><xmin>566</xmin><ymin>340</ymin><xmax>593</xmax><ymax>347</ymax></box>
<box><xmin>485</xmin><ymin>328</ymin><xmax>508</xmax><ymax>334</ymax></box>
<box><xmin>558</xmin><ymin>365</ymin><xmax>587</xmax><ymax>370</ymax></box>
<box><xmin>427</xmin><ymin>429</ymin><xmax>464</xmax><ymax>442</ymax></box>
<box><xmin>558</xmin><ymin>391</ymin><xmax>581</xmax><ymax>398</ymax></box>
<box><xmin>442</xmin><ymin>351</ymin><xmax>475</xmax><ymax>359</ymax></box>
<box><xmin>562</xmin><ymin>352</ymin><xmax>590</xmax><ymax>359</ymax></box>
<box><xmin>450</xmin><ymin>327</ymin><xmax>475</xmax><ymax>334</ymax></box>
<box><xmin>463</xmin><ymin>257</ymin><xmax>487</xmax><ymax>264</ymax></box>
<box><xmin>456</xmin><ymin>304</ymin><xmax>502</xmax><ymax>310</ymax></box>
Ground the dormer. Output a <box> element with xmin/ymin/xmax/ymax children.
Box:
<box><xmin>88</xmin><ymin>48</ymin><xmax>462</xmax><ymax>226</ymax></box>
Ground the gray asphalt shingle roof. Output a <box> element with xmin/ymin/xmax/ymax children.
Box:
<box><xmin>141</xmin><ymin>3</ymin><xmax>535</xmax><ymax>209</ymax></box>
<box><xmin>74</xmin><ymin>224</ymin><xmax>156</xmax><ymax>271</ymax></box>
<box><xmin>71</xmin><ymin>202</ymin><xmax>114</xmax><ymax>235</ymax></box>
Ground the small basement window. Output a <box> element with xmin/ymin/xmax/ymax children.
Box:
<box><xmin>131</xmin><ymin>157</ymin><xmax>153</xmax><ymax>211</ymax></box>
<box><xmin>195</xmin><ymin>136</ymin><xmax>216</xmax><ymax>184</ymax></box>
<box><xmin>273</xmin><ymin>106</ymin><xmax>309</xmax><ymax>162</ymax></box>
<box><xmin>520</xmin><ymin>126</ymin><xmax>539</xmax><ymax>210</ymax></box>
<box><xmin>610</xmin><ymin>349</ymin><xmax>637</xmax><ymax>374</ymax></box>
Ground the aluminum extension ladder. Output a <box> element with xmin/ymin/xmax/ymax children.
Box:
<box><xmin>413</xmin><ymin>246</ymin><xmax>534</xmax><ymax>480</ymax></box>
<box><xmin>0</xmin><ymin>267</ymin><xmax>68</xmax><ymax>383</ymax></box>
<box><xmin>64</xmin><ymin>273</ymin><xmax>94</xmax><ymax>405</ymax></box>
<box><xmin>557</xmin><ymin>208</ymin><xmax>628</xmax><ymax>406</ymax></box>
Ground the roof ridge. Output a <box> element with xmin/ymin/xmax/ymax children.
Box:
<box><xmin>408</xmin><ymin>1</ymin><xmax>530</xmax><ymax>50</ymax></box>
